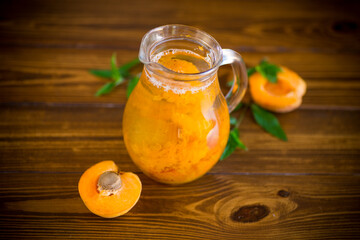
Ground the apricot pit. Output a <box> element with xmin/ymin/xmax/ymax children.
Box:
<box><xmin>78</xmin><ymin>161</ymin><xmax>142</xmax><ymax>218</ymax></box>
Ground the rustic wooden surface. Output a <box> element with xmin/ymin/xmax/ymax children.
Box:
<box><xmin>1</xmin><ymin>0</ymin><xmax>360</xmax><ymax>239</ymax></box>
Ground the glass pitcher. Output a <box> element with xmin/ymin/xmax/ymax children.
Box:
<box><xmin>123</xmin><ymin>24</ymin><xmax>247</xmax><ymax>184</ymax></box>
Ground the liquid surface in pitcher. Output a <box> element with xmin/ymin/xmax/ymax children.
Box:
<box><xmin>123</xmin><ymin>47</ymin><xmax>230</xmax><ymax>184</ymax></box>
<box><xmin>153</xmin><ymin>49</ymin><xmax>211</xmax><ymax>73</ymax></box>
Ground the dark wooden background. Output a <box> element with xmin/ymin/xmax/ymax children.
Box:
<box><xmin>1</xmin><ymin>0</ymin><xmax>360</xmax><ymax>239</ymax></box>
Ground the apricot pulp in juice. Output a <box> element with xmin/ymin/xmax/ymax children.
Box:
<box><xmin>123</xmin><ymin>49</ymin><xmax>230</xmax><ymax>184</ymax></box>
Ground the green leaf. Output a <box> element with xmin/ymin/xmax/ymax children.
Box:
<box><xmin>95</xmin><ymin>82</ymin><xmax>116</xmax><ymax>97</ymax></box>
<box><xmin>111</xmin><ymin>53</ymin><xmax>121</xmax><ymax>82</ymax></box>
<box><xmin>230</xmin><ymin>116</ymin><xmax>237</xmax><ymax>126</ymax></box>
<box><xmin>220</xmin><ymin>128</ymin><xmax>247</xmax><ymax>161</ymax></box>
<box><xmin>89</xmin><ymin>69</ymin><xmax>112</xmax><ymax>79</ymax></box>
<box><xmin>247</xmin><ymin>67</ymin><xmax>256</xmax><ymax>77</ymax></box>
<box><xmin>89</xmin><ymin>58</ymin><xmax>141</xmax><ymax>79</ymax></box>
<box><xmin>92</xmin><ymin>57</ymin><xmax>141</xmax><ymax>97</ymax></box>
<box><xmin>250</xmin><ymin>103</ymin><xmax>287</xmax><ymax>141</ymax></box>
<box><xmin>126</xmin><ymin>75</ymin><xmax>140</xmax><ymax>98</ymax></box>
<box><xmin>230</xmin><ymin>129</ymin><xmax>247</xmax><ymax>150</ymax></box>
<box><xmin>255</xmin><ymin>61</ymin><xmax>282</xmax><ymax>83</ymax></box>
<box><xmin>119</xmin><ymin>58</ymin><xmax>141</xmax><ymax>77</ymax></box>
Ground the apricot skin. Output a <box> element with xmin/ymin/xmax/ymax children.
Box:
<box><xmin>78</xmin><ymin>161</ymin><xmax>142</xmax><ymax>218</ymax></box>
<box><xmin>249</xmin><ymin>66</ymin><xmax>306</xmax><ymax>113</ymax></box>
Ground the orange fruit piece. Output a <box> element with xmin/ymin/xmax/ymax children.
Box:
<box><xmin>156</xmin><ymin>50</ymin><xmax>201</xmax><ymax>74</ymax></box>
<box><xmin>249</xmin><ymin>66</ymin><xmax>306</xmax><ymax>112</ymax></box>
<box><xmin>159</xmin><ymin>57</ymin><xmax>199</xmax><ymax>73</ymax></box>
<box><xmin>78</xmin><ymin>160</ymin><xmax>142</xmax><ymax>218</ymax></box>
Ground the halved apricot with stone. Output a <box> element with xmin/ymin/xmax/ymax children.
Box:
<box><xmin>249</xmin><ymin>66</ymin><xmax>306</xmax><ymax>112</ymax></box>
<box><xmin>78</xmin><ymin>160</ymin><xmax>142</xmax><ymax>218</ymax></box>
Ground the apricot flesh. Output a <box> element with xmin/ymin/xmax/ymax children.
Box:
<box><xmin>249</xmin><ymin>66</ymin><xmax>306</xmax><ymax>112</ymax></box>
<box><xmin>78</xmin><ymin>161</ymin><xmax>142</xmax><ymax>218</ymax></box>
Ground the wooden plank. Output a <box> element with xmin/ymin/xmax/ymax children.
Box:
<box><xmin>0</xmin><ymin>0</ymin><xmax>359</xmax><ymax>52</ymax></box>
<box><xmin>1</xmin><ymin>105</ymin><xmax>359</xmax><ymax>174</ymax></box>
<box><xmin>0</xmin><ymin>47</ymin><xmax>360</xmax><ymax>107</ymax></box>
<box><xmin>0</xmin><ymin>172</ymin><xmax>359</xmax><ymax>239</ymax></box>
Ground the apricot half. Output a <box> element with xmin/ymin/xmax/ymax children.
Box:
<box><xmin>78</xmin><ymin>161</ymin><xmax>142</xmax><ymax>218</ymax></box>
<box><xmin>249</xmin><ymin>66</ymin><xmax>306</xmax><ymax>112</ymax></box>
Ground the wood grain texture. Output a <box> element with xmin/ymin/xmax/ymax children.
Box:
<box><xmin>0</xmin><ymin>0</ymin><xmax>359</xmax><ymax>52</ymax></box>
<box><xmin>0</xmin><ymin>105</ymin><xmax>359</xmax><ymax>174</ymax></box>
<box><xmin>1</xmin><ymin>173</ymin><xmax>360</xmax><ymax>239</ymax></box>
<box><xmin>0</xmin><ymin>0</ymin><xmax>359</xmax><ymax>239</ymax></box>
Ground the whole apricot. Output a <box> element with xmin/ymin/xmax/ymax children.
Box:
<box><xmin>78</xmin><ymin>161</ymin><xmax>142</xmax><ymax>218</ymax></box>
<box><xmin>249</xmin><ymin>66</ymin><xmax>306</xmax><ymax>112</ymax></box>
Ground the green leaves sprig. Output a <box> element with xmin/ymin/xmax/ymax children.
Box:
<box><xmin>90</xmin><ymin>54</ymin><xmax>141</xmax><ymax>97</ymax></box>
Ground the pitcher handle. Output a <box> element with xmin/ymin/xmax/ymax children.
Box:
<box><xmin>221</xmin><ymin>49</ymin><xmax>248</xmax><ymax>113</ymax></box>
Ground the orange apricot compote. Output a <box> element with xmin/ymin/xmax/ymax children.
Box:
<box><xmin>123</xmin><ymin>49</ymin><xmax>229</xmax><ymax>184</ymax></box>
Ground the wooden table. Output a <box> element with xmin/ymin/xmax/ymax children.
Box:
<box><xmin>1</xmin><ymin>0</ymin><xmax>359</xmax><ymax>239</ymax></box>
